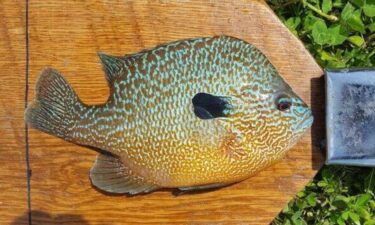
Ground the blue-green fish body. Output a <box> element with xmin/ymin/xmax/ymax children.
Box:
<box><xmin>26</xmin><ymin>36</ymin><xmax>313</xmax><ymax>195</ymax></box>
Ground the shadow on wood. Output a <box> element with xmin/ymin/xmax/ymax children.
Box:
<box><xmin>310</xmin><ymin>76</ymin><xmax>326</xmax><ymax>170</ymax></box>
<box><xmin>11</xmin><ymin>211</ymin><xmax>89</xmax><ymax>225</ymax></box>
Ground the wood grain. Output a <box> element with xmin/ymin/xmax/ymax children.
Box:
<box><xmin>27</xmin><ymin>0</ymin><xmax>324</xmax><ymax>224</ymax></box>
<box><xmin>0</xmin><ymin>1</ymin><xmax>29</xmax><ymax>224</ymax></box>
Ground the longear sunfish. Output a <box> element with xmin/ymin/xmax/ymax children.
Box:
<box><xmin>25</xmin><ymin>36</ymin><xmax>313</xmax><ymax>195</ymax></box>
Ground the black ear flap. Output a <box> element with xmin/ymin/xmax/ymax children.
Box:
<box><xmin>192</xmin><ymin>93</ymin><xmax>232</xmax><ymax>119</ymax></box>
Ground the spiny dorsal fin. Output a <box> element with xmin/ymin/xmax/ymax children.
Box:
<box><xmin>97</xmin><ymin>52</ymin><xmax>125</xmax><ymax>86</ymax></box>
<box><xmin>90</xmin><ymin>153</ymin><xmax>159</xmax><ymax>195</ymax></box>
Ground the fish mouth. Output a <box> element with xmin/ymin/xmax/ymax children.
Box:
<box><xmin>293</xmin><ymin>111</ymin><xmax>314</xmax><ymax>133</ymax></box>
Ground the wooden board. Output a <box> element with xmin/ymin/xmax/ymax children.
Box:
<box><xmin>24</xmin><ymin>0</ymin><xmax>325</xmax><ymax>224</ymax></box>
<box><xmin>0</xmin><ymin>1</ymin><xmax>29</xmax><ymax>224</ymax></box>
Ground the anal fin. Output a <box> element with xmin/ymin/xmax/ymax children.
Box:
<box><xmin>90</xmin><ymin>153</ymin><xmax>158</xmax><ymax>195</ymax></box>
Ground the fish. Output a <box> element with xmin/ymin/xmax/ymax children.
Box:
<box><xmin>25</xmin><ymin>35</ymin><xmax>313</xmax><ymax>195</ymax></box>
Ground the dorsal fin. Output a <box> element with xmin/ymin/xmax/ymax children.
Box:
<box><xmin>97</xmin><ymin>52</ymin><xmax>125</xmax><ymax>86</ymax></box>
<box><xmin>90</xmin><ymin>153</ymin><xmax>159</xmax><ymax>195</ymax></box>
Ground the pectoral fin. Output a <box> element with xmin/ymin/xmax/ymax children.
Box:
<box><xmin>90</xmin><ymin>153</ymin><xmax>158</xmax><ymax>195</ymax></box>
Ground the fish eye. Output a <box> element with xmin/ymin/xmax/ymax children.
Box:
<box><xmin>275</xmin><ymin>94</ymin><xmax>292</xmax><ymax>111</ymax></box>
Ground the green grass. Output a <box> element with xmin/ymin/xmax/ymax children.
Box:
<box><xmin>267</xmin><ymin>0</ymin><xmax>375</xmax><ymax>224</ymax></box>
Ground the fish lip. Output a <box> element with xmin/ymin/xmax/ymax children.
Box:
<box><xmin>294</xmin><ymin>111</ymin><xmax>314</xmax><ymax>132</ymax></box>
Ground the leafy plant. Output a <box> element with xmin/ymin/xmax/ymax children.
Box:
<box><xmin>267</xmin><ymin>0</ymin><xmax>375</xmax><ymax>224</ymax></box>
<box><xmin>268</xmin><ymin>0</ymin><xmax>374</xmax><ymax>68</ymax></box>
<box><xmin>272</xmin><ymin>167</ymin><xmax>375</xmax><ymax>225</ymax></box>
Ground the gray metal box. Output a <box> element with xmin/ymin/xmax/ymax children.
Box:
<box><xmin>326</xmin><ymin>68</ymin><xmax>375</xmax><ymax>166</ymax></box>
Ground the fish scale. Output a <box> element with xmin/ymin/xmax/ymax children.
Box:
<box><xmin>25</xmin><ymin>35</ymin><xmax>313</xmax><ymax>194</ymax></box>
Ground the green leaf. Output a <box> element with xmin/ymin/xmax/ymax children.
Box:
<box><xmin>317</xmin><ymin>50</ymin><xmax>337</xmax><ymax>60</ymax></box>
<box><xmin>306</xmin><ymin>193</ymin><xmax>317</xmax><ymax>206</ymax></box>
<box><xmin>291</xmin><ymin>216</ymin><xmax>306</xmax><ymax>225</ymax></box>
<box><xmin>327</xmin><ymin>25</ymin><xmax>348</xmax><ymax>45</ymax></box>
<box><xmin>285</xmin><ymin>17</ymin><xmax>301</xmax><ymax>36</ymax></box>
<box><xmin>334</xmin><ymin>0</ymin><xmax>344</xmax><ymax>7</ymax></box>
<box><xmin>319</xmin><ymin>50</ymin><xmax>337</xmax><ymax>61</ymax></box>
<box><xmin>364</xmin><ymin>0</ymin><xmax>375</xmax><ymax>17</ymax></box>
<box><xmin>337</xmin><ymin>195</ymin><xmax>351</xmax><ymax>203</ymax></box>
<box><xmin>304</xmin><ymin>13</ymin><xmax>323</xmax><ymax>32</ymax></box>
<box><xmin>321</xmin><ymin>167</ymin><xmax>334</xmax><ymax>179</ymax></box>
<box><xmin>291</xmin><ymin>211</ymin><xmax>304</xmax><ymax>225</ymax></box>
<box><xmin>286</xmin><ymin>17</ymin><xmax>301</xmax><ymax>30</ymax></box>
<box><xmin>364</xmin><ymin>220</ymin><xmax>375</xmax><ymax>225</ymax></box>
<box><xmin>356</xmin><ymin>193</ymin><xmax>371</xmax><ymax>206</ymax></box>
<box><xmin>337</xmin><ymin>217</ymin><xmax>345</xmax><ymax>225</ymax></box>
<box><xmin>296</xmin><ymin>199</ymin><xmax>308</xmax><ymax>209</ymax></box>
<box><xmin>342</xmin><ymin>2</ymin><xmax>355</xmax><ymax>20</ymax></box>
<box><xmin>349</xmin><ymin>212</ymin><xmax>361</xmax><ymax>225</ymax></box>
<box><xmin>312</xmin><ymin>20</ymin><xmax>329</xmax><ymax>45</ymax></box>
<box><xmin>322</xmin><ymin>0</ymin><xmax>333</xmax><ymax>13</ymax></box>
<box><xmin>341</xmin><ymin>3</ymin><xmax>365</xmax><ymax>32</ymax></box>
<box><xmin>333</xmin><ymin>195</ymin><xmax>349</xmax><ymax>208</ymax></box>
<box><xmin>346</xmin><ymin>10</ymin><xmax>366</xmax><ymax>33</ymax></box>
<box><xmin>350</xmin><ymin>0</ymin><xmax>364</xmax><ymax>7</ymax></box>
<box><xmin>369</xmin><ymin>23</ymin><xmax>375</xmax><ymax>32</ymax></box>
<box><xmin>365</xmin><ymin>169</ymin><xmax>375</xmax><ymax>190</ymax></box>
<box><xmin>326</xmin><ymin>60</ymin><xmax>345</xmax><ymax>68</ymax></box>
<box><xmin>348</xmin><ymin>35</ymin><xmax>365</xmax><ymax>47</ymax></box>
<box><xmin>370</xmin><ymin>200</ymin><xmax>375</xmax><ymax>210</ymax></box>
<box><xmin>297</xmin><ymin>191</ymin><xmax>306</xmax><ymax>198</ymax></box>
<box><xmin>342</xmin><ymin>211</ymin><xmax>350</xmax><ymax>220</ymax></box>
<box><xmin>282</xmin><ymin>202</ymin><xmax>293</xmax><ymax>214</ymax></box>
<box><xmin>356</xmin><ymin>206</ymin><xmax>371</xmax><ymax>220</ymax></box>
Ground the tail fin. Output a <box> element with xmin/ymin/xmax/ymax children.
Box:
<box><xmin>25</xmin><ymin>68</ymin><xmax>83</xmax><ymax>141</ymax></box>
